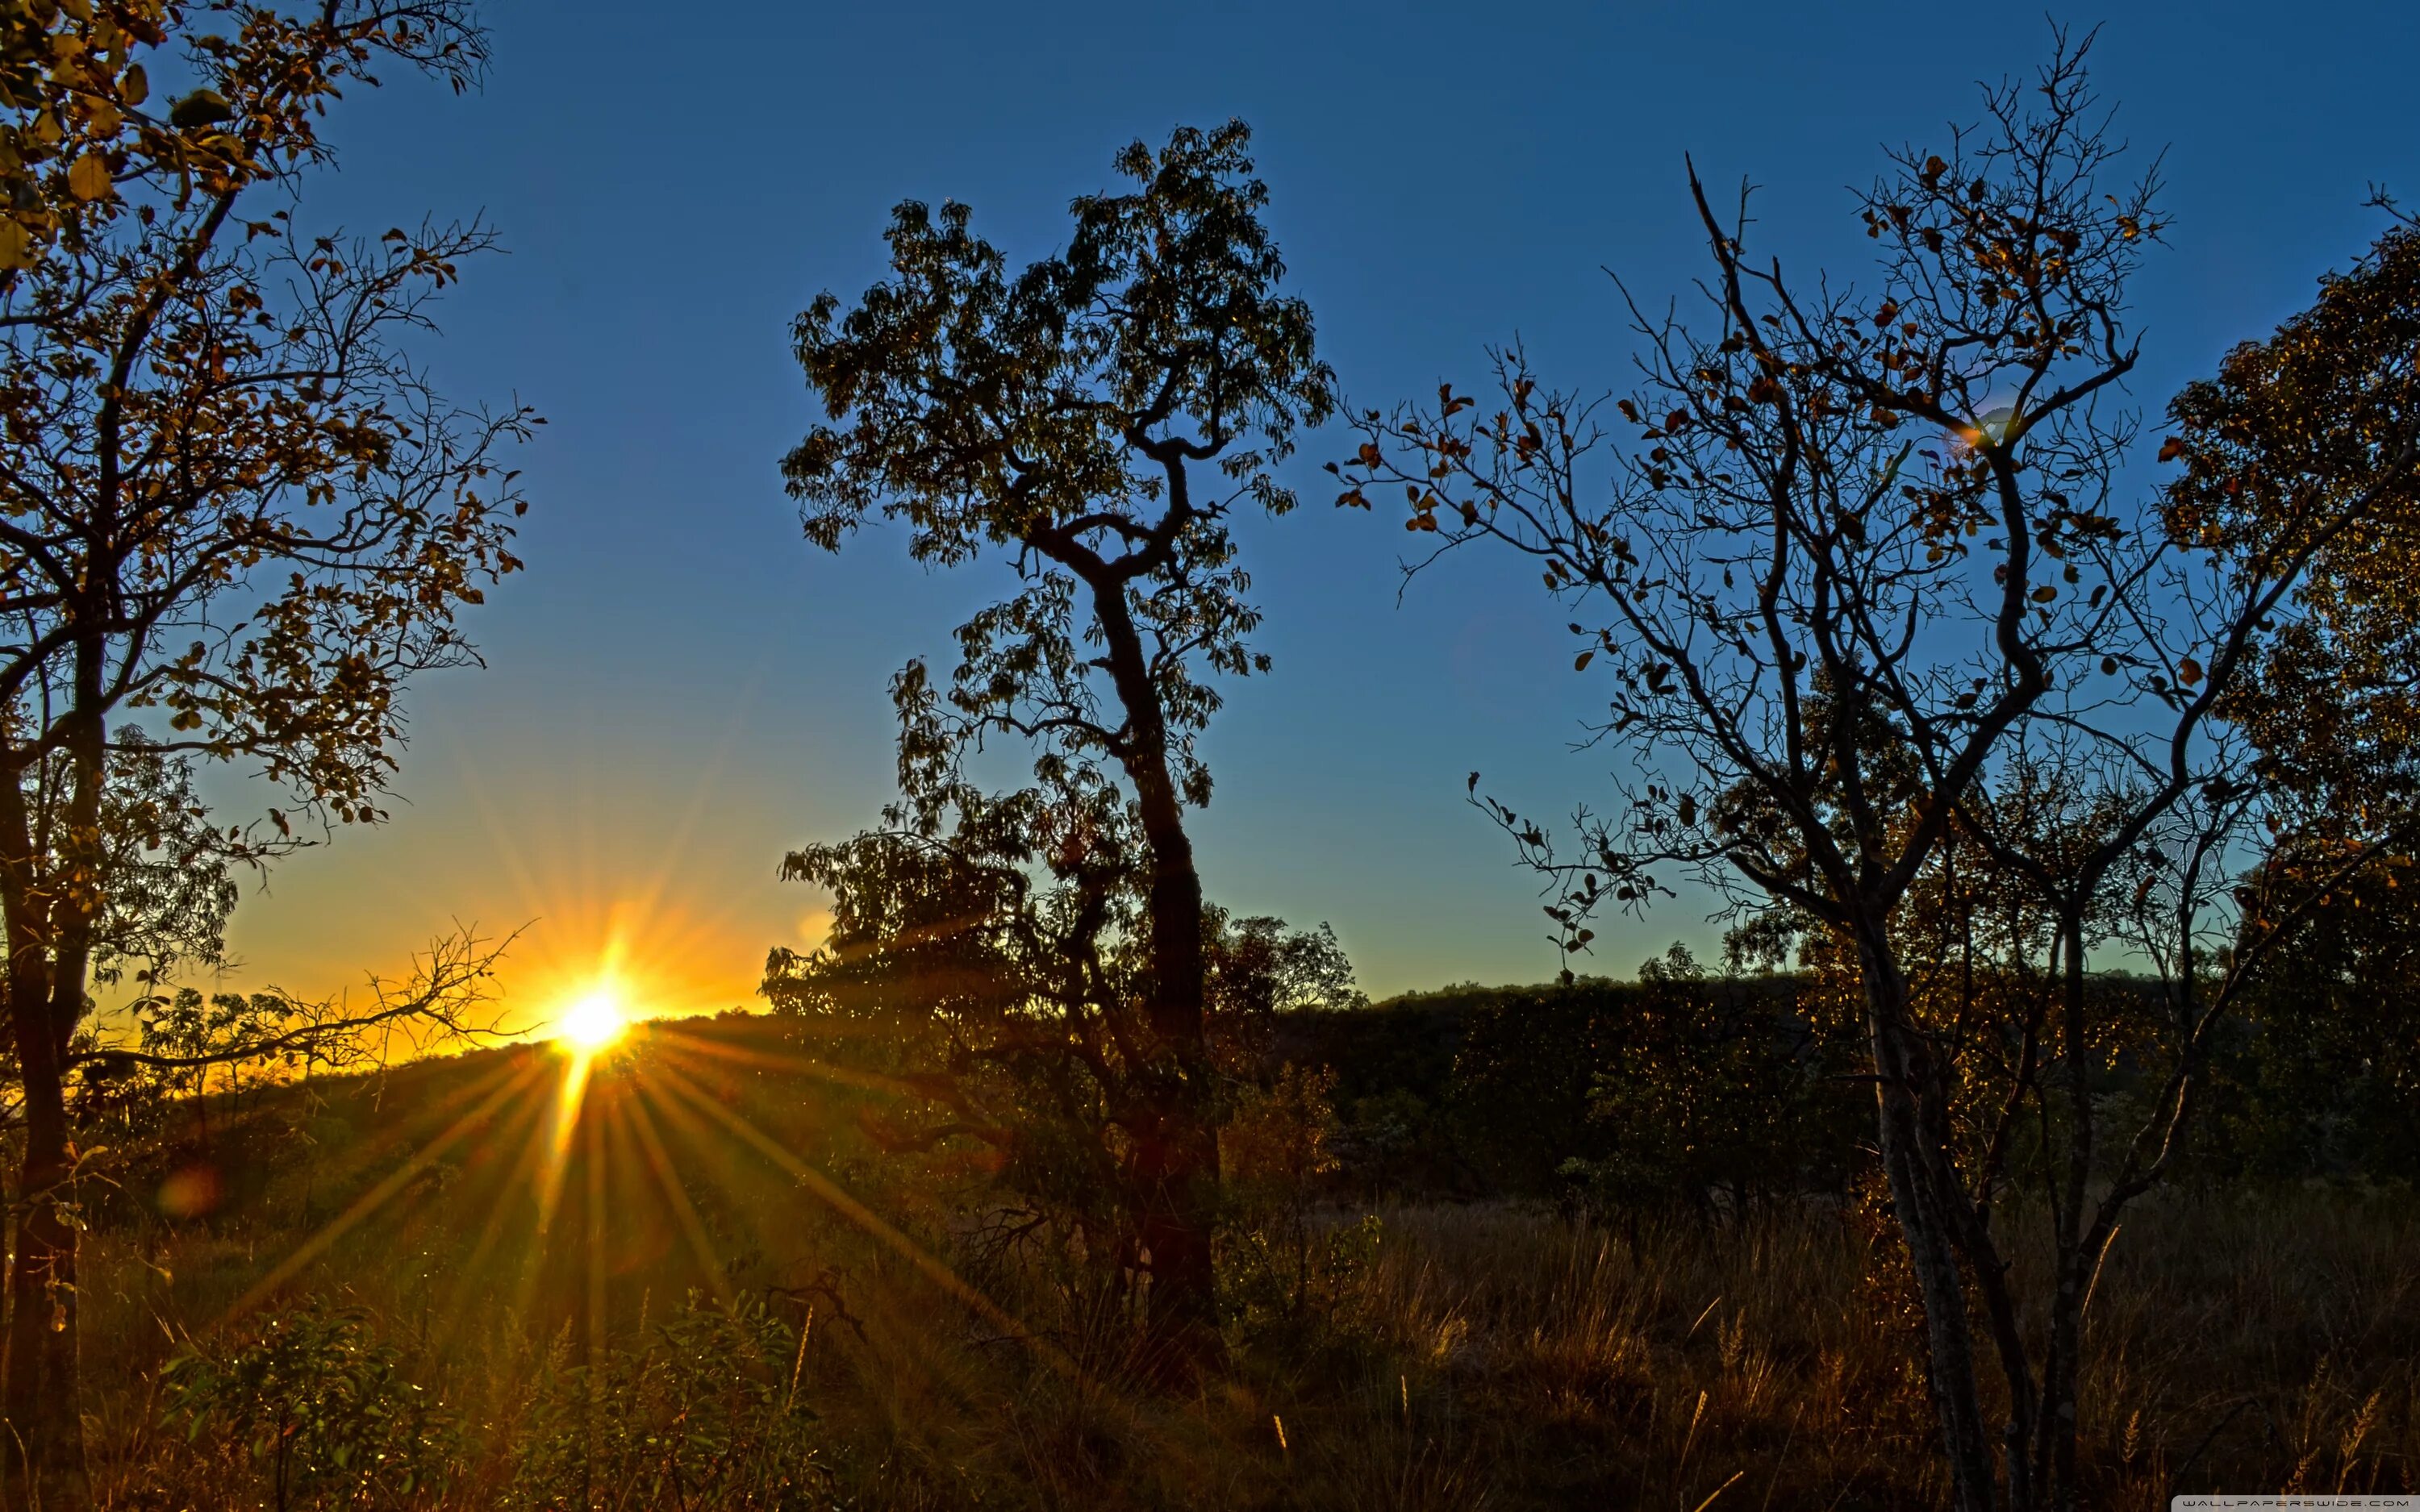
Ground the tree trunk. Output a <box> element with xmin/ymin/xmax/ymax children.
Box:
<box><xmin>2</xmin><ymin>1031</ymin><xmax>85</xmax><ymax>1512</ymax></box>
<box><xmin>2034</xmin><ymin>922</ymin><xmax>2096</xmax><ymax>1511</ymax></box>
<box><xmin>1130</xmin><ymin>1111</ymin><xmax>1220</xmax><ymax>1377</ymax></box>
<box><xmin>1089</xmin><ymin>577</ymin><xmax>1222</xmax><ymax>1381</ymax></box>
<box><xmin>0</xmin><ymin>705</ymin><xmax>103</xmax><ymax>1509</ymax></box>
<box><xmin>0</xmin><ymin>909</ymin><xmax>86</xmax><ymax>1508</ymax></box>
<box><xmin>1859</xmin><ymin>935</ymin><xmax>1999</xmax><ymax>1512</ymax></box>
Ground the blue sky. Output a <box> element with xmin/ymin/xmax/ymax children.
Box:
<box><xmin>203</xmin><ymin>0</ymin><xmax>2420</xmax><ymax>1021</ymax></box>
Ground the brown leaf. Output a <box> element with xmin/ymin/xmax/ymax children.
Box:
<box><xmin>65</xmin><ymin>153</ymin><xmax>111</xmax><ymax>202</ymax></box>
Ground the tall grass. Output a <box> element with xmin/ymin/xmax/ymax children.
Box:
<box><xmin>78</xmin><ymin>1158</ymin><xmax>2416</xmax><ymax>1508</ymax></box>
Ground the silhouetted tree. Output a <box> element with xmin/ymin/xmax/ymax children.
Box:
<box><xmin>1336</xmin><ymin>36</ymin><xmax>2416</xmax><ymax>1511</ymax></box>
<box><xmin>2143</xmin><ymin>202</ymin><xmax>2420</xmax><ymax>1186</ymax></box>
<box><xmin>781</xmin><ymin>119</ymin><xmax>1330</xmax><ymax>1378</ymax></box>
<box><xmin>764</xmin><ymin>828</ymin><xmax>1358</xmax><ymax>1362</ymax></box>
<box><xmin>0</xmin><ymin>3</ymin><xmax>527</xmax><ymax>1497</ymax></box>
<box><xmin>2205</xmin><ymin>860</ymin><xmax>2420</xmax><ymax>1183</ymax></box>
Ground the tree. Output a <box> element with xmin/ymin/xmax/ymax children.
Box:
<box><xmin>0</xmin><ymin>2</ymin><xmax>528</xmax><ymax>1497</ymax></box>
<box><xmin>1334</xmin><ymin>36</ymin><xmax>2415</xmax><ymax>1510</ymax></box>
<box><xmin>764</xmin><ymin>806</ymin><xmax>1358</xmax><ymax>1364</ymax></box>
<box><xmin>2205</xmin><ymin>860</ymin><xmax>2420</xmax><ymax>1184</ymax></box>
<box><xmin>2172</xmin><ymin>210</ymin><xmax>2420</xmax><ymax>869</ymax></box>
<box><xmin>1557</xmin><ymin>943</ymin><xmax>1863</xmax><ymax>1220</ymax></box>
<box><xmin>781</xmin><ymin>119</ymin><xmax>1330</xmax><ymax>1377</ymax></box>
<box><xmin>1</xmin><ymin>730</ymin><xmax>232</xmax><ymax>1137</ymax></box>
<box><xmin>2172</xmin><ymin>206</ymin><xmax>2420</xmax><ymax>1185</ymax></box>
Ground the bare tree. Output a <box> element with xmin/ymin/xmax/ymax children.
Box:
<box><xmin>84</xmin><ymin>924</ymin><xmax>507</xmax><ymax>1085</ymax></box>
<box><xmin>1335</xmin><ymin>35</ymin><xmax>2417</xmax><ymax>1510</ymax></box>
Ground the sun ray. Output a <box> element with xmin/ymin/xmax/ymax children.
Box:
<box><xmin>631</xmin><ymin>1066</ymin><xmax>1030</xmax><ymax>1430</ymax></box>
<box><xmin>620</xmin><ymin>1086</ymin><xmax>741</xmax><ymax>1311</ymax></box>
<box><xmin>586</xmin><ymin>1068</ymin><xmax>608</xmax><ymax>1364</ymax></box>
<box><xmin>425</xmin><ymin>1081</ymin><xmax>560</xmax><ymax>1356</ymax></box>
<box><xmin>630</xmin><ymin>1075</ymin><xmax>954</xmax><ymax>1397</ymax></box>
<box><xmin>217</xmin><ymin>1056</ymin><xmax>545</xmax><ymax>1327</ymax></box>
<box><xmin>261</xmin><ymin>1050</ymin><xmax>540</xmax><ymax>1214</ymax></box>
<box><xmin>618</xmin><ymin>652</ymin><xmax>771</xmax><ymax>929</ymax></box>
<box><xmin>644</xmin><ymin>1060</ymin><xmax>1071</xmax><ymax>1379</ymax></box>
<box><xmin>650</xmin><ymin>1025</ymin><xmax>926</xmax><ymax>1101</ymax></box>
<box><xmin>640</xmin><ymin>1068</ymin><xmax>1249</xmax><ymax>1486</ymax></box>
<box><xmin>514</xmin><ymin>1046</ymin><xmax>598</xmax><ymax>1322</ymax></box>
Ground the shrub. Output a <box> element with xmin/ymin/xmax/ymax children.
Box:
<box><xmin>158</xmin><ymin>1297</ymin><xmax>456</xmax><ymax>1511</ymax></box>
<box><xmin>507</xmin><ymin>1292</ymin><xmax>824</xmax><ymax>1510</ymax></box>
<box><xmin>1558</xmin><ymin>947</ymin><xmax>1866</xmax><ymax>1218</ymax></box>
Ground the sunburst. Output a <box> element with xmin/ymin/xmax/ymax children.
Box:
<box><xmin>554</xmin><ymin>985</ymin><xmax>630</xmax><ymax>1052</ymax></box>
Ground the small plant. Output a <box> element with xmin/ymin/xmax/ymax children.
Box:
<box><xmin>508</xmin><ymin>1291</ymin><xmax>824</xmax><ymax>1510</ymax></box>
<box><xmin>1224</xmin><ymin>1062</ymin><xmax>1383</xmax><ymax>1355</ymax></box>
<box><xmin>159</xmin><ymin>1297</ymin><xmax>457</xmax><ymax>1510</ymax></box>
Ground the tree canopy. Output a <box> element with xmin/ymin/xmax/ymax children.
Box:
<box><xmin>780</xmin><ymin>119</ymin><xmax>1333</xmax><ymax>1377</ymax></box>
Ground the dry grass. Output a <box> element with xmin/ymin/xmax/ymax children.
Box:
<box><xmin>56</xmin><ymin>1044</ymin><xmax>2418</xmax><ymax>1507</ymax></box>
<box><xmin>79</xmin><ymin>1170</ymin><xmax>2416</xmax><ymax>1508</ymax></box>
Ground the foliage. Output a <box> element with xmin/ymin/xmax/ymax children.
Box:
<box><xmin>0</xmin><ymin>1</ymin><xmax>528</xmax><ymax>1485</ymax></box>
<box><xmin>76</xmin><ymin>730</ymin><xmax>238</xmax><ymax>985</ymax></box>
<box><xmin>778</xmin><ymin>118</ymin><xmax>1332</xmax><ymax>1372</ymax></box>
<box><xmin>765</xmin><ymin>885</ymin><xmax>1363</xmax><ymax>1347</ymax></box>
<box><xmin>1444</xmin><ymin>980</ymin><xmax>1637</xmax><ymax>1195</ymax></box>
<box><xmin>507</xmin><ymin>1294</ymin><xmax>824</xmax><ymax>1512</ymax></box>
<box><xmin>1219</xmin><ymin>1064</ymin><xmax>1379</xmax><ymax>1354</ymax></box>
<box><xmin>1222</xmin><ymin>1061</ymin><xmax>1340</xmax><ymax>1202</ymax></box>
<box><xmin>1275</xmin><ymin>990</ymin><xmax>1475</xmax><ymax>1198</ymax></box>
<box><xmin>159</xmin><ymin>1297</ymin><xmax>457</xmax><ymax>1510</ymax></box>
<box><xmin>2172</xmin><ymin>219</ymin><xmax>2420</xmax><ymax>833</ymax></box>
<box><xmin>27</xmin><ymin>731</ymin><xmax>236</xmax><ymax>1136</ymax></box>
<box><xmin>1425</xmin><ymin>958</ymin><xmax>1861</xmax><ymax>1209</ymax></box>
<box><xmin>1331</xmin><ymin>33</ymin><xmax>2411</xmax><ymax>1511</ymax></box>
<box><xmin>0</xmin><ymin>0</ymin><xmax>168</xmax><ymax>278</ymax></box>
<box><xmin>0</xmin><ymin>1</ymin><xmax>528</xmax><ymax>834</ymax></box>
<box><xmin>63</xmin><ymin>927</ymin><xmax>507</xmax><ymax>1156</ymax></box>
<box><xmin>2203</xmin><ymin>863</ymin><xmax>2420</xmax><ymax>1185</ymax></box>
<box><xmin>2157</xmin><ymin>206</ymin><xmax>2420</xmax><ymax>1189</ymax></box>
<box><xmin>1557</xmin><ymin>946</ymin><xmax>1864</xmax><ymax>1218</ymax></box>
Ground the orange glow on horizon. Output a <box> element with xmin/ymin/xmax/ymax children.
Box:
<box><xmin>201</xmin><ymin>702</ymin><xmax>800</xmax><ymax>1052</ymax></box>
<box><xmin>494</xmin><ymin>892</ymin><xmax>758</xmax><ymax>1047</ymax></box>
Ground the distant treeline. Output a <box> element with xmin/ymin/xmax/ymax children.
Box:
<box><xmin>1279</xmin><ymin>957</ymin><xmax>2420</xmax><ymax>1210</ymax></box>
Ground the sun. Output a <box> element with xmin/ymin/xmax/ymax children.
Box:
<box><xmin>554</xmin><ymin>987</ymin><xmax>629</xmax><ymax>1052</ymax></box>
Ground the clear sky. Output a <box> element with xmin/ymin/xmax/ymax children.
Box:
<box><xmin>187</xmin><ymin>0</ymin><xmax>2420</xmax><ymax>1031</ymax></box>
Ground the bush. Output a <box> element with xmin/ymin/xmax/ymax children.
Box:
<box><xmin>507</xmin><ymin>1292</ymin><xmax>824</xmax><ymax>1510</ymax></box>
<box><xmin>159</xmin><ymin>1297</ymin><xmax>457</xmax><ymax>1510</ymax></box>
<box><xmin>1556</xmin><ymin>947</ymin><xmax>1867</xmax><ymax>1218</ymax></box>
<box><xmin>1443</xmin><ymin>950</ymin><xmax>1863</xmax><ymax>1210</ymax></box>
<box><xmin>1220</xmin><ymin>1064</ymin><xmax>1386</xmax><ymax>1353</ymax></box>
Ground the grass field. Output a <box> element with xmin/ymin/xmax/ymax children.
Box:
<box><xmin>65</xmin><ymin>1022</ymin><xmax>2420</xmax><ymax>1510</ymax></box>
